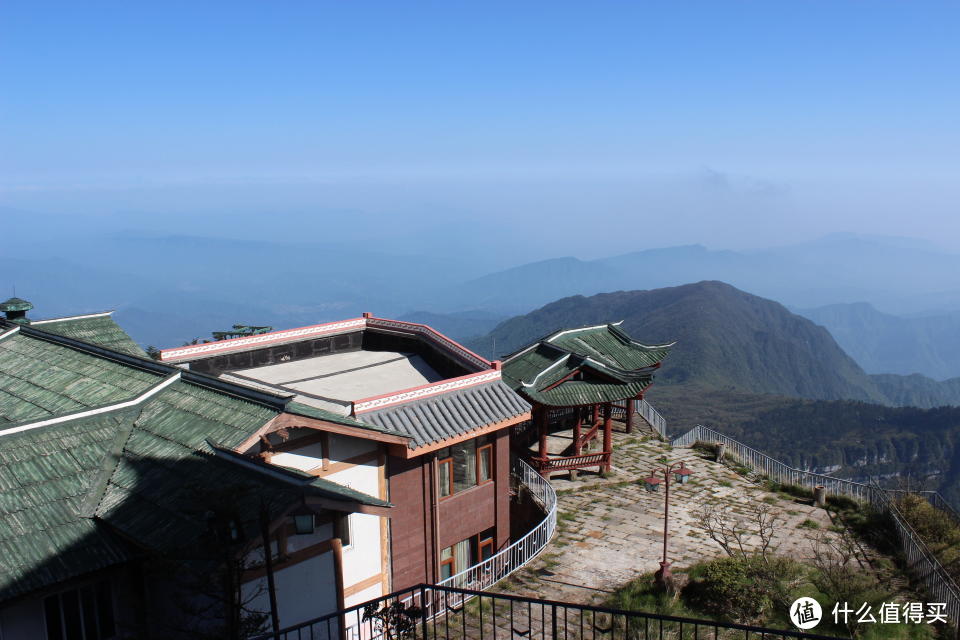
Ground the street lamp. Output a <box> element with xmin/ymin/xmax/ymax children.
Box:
<box><xmin>646</xmin><ymin>457</ymin><xmax>693</xmax><ymax>591</ymax></box>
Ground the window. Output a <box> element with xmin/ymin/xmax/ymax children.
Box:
<box><xmin>437</xmin><ymin>436</ymin><xmax>494</xmax><ymax>498</ymax></box>
<box><xmin>438</xmin><ymin>456</ymin><xmax>453</xmax><ymax>497</ymax></box>
<box><xmin>439</xmin><ymin>546</ymin><xmax>455</xmax><ymax>581</ymax></box>
<box><xmin>478</xmin><ymin>536</ymin><xmax>494</xmax><ymax>562</ymax></box>
<box><xmin>439</xmin><ymin>539</ymin><xmax>471</xmax><ymax>580</ymax></box>
<box><xmin>44</xmin><ymin>581</ymin><xmax>115</xmax><ymax>640</ymax></box>
<box><xmin>477</xmin><ymin>444</ymin><xmax>493</xmax><ymax>483</ymax></box>
<box><xmin>337</xmin><ymin>513</ymin><xmax>352</xmax><ymax>548</ymax></box>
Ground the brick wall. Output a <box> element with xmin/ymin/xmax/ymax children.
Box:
<box><xmin>386</xmin><ymin>429</ymin><xmax>514</xmax><ymax>590</ymax></box>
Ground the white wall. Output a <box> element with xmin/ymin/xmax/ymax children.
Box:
<box><xmin>243</xmin><ymin>551</ymin><xmax>340</xmax><ymax>630</ymax></box>
<box><xmin>269</xmin><ymin>431</ymin><xmax>388</xmax><ymax>608</ymax></box>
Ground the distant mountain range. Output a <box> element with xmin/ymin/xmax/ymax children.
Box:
<box><xmin>437</xmin><ymin>234</ymin><xmax>960</xmax><ymax>317</ymax></box>
<box><xmin>464</xmin><ymin>281</ymin><xmax>960</xmax><ymax>505</ymax></box>
<box><xmin>468</xmin><ymin>281</ymin><xmax>960</xmax><ymax>409</ymax></box>
<box><xmin>8</xmin><ymin>227</ymin><xmax>960</xmax><ymax>363</ymax></box>
<box><xmin>795</xmin><ymin>302</ymin><xmax>960</xmax><ymax>381</ymax></box>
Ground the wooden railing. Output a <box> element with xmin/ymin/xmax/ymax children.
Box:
<box><xmin>671</xmin><ymin>423</ymin><xmax>960</xmax><ymax>627</ymax></box>
<box><xmin>532</xmin><ymin>451</ymin><xmax>611</xmax><ymax>473</ymax></box>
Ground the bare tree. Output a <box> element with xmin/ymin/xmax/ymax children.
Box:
<box><xmin>694</xmin><ymin>500</ymin><xmax>781</xmax><ymax>562</ymax></box>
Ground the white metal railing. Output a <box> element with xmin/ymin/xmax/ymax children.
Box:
<box><xmin>672</xmin><ymin>424</ymin><xmax>960</xmax><ymax>627</ymax></box>
<box><xmin>635</xmin><ymin>397</ymin><xmax>667</xmax><ymax>438</ymax></box>
<box><xmin>437</xmin><ymin>458</ymin><xmax>557</xmax><ymax>592</ymax></box>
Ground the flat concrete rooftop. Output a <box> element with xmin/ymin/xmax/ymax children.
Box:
<box><xmin>227</xmin><ymin>350</ymin><xmax>444</xmax><ymax>414</ymax></box>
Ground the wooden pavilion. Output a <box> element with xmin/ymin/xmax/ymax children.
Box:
<box><xmin>501</xmin><ymin>323</ymin><xmax>672</xmax><ymax>476</ymax></box>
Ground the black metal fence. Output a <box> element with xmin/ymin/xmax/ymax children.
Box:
<box><xmin>254</xmin><ymin>584</ymin><xmax>844</xmax><ymax>640</ymax></box>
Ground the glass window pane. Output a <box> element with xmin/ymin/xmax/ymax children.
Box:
<box><xmin>439</xmin><ymin>460</ymin><xmax>452</xmax><ymax>497</ymax></box>
<box><xmin>478</xmin><ymin>446</ymin><xmax>491</xmax><ymax>482</ymax></box>
<box><xmin>96</xmin><ymin>581</ymin><xmax>116</xmax><ymax>639</ymax></box>
<box><xmin>80</xmin><ymin>586</ymin><xmax>98</xmax><ymax>639</ymax></box>
<box><xmin>44</xmin><ymin>595</ymin><xmax>63</xmax><ymax>640</ymax></box>
<box><xmin>61</xmin><ymin>589</ymin><xmax>82</xmax><ymax>640</ymax></box>
<box><xmin>452</xmin><ymin>443</ymin><xmax>476</xmax><ymax>493</ymax></box>
<box><xmin>454</xmin><ymin>539</ymin><xmax>471</xmax><ymax>573</ymax></box>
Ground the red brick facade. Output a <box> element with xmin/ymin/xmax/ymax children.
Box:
<box><xmin>386</xmin><ymin>429</ymin><xmax>512</xmax><ymax>590</ymax></box>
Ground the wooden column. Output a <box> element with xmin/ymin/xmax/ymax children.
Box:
<box><xmin>570</xmin><ymin>406</ymin><xmax>583</xmax><ymax>481</ymax></box>
<box><xmin>536</xmin><ymin>406</ymin><xmax>548</xmax><ymax>476</ymax></box>
<box><xmin>625</xmin><ymin>395</ymin><xmax>636</xmax><ymax>434</ymax></box>
<box><xmin>572</xmin><ymin>407</ymin><xmax>582</xmax><ymax>455</ymax></box>
<box><xmin>602</xmin><ymin>403</ymin><xmax>613</xmax><ymax>473</ymax></box>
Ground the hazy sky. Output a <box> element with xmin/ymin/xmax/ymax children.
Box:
<box><xmin>2</xmin><ymin>1</ymin><xmax>958</xmax><ymax>258</ymax></box>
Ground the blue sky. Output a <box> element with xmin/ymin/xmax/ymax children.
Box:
<box><xmin>2</xmin><ymin>1</ymin><xmax>958</xmax><ymax>256</ymax></box>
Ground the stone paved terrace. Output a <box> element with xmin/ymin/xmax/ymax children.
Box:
<box><xmin>502</xmin><ymin>426</ymin><xmax>848</xmax><ymax>604</ymax></box>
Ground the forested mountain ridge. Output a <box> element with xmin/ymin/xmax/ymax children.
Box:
<box><xmin>471</xmin><ymin>281</ymin><xmax>960</xmax><ymax>409</ymax></box>
<box><xmin>470</xmin><ymin>281</ymin><xmax>888</xmax><ymax>403</ymax></box>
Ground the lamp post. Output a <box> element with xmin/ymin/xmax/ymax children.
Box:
<box><xmin>644</xmin><ymin>457</ymin><xmax>693</xmax><ymax>591</ymax></box>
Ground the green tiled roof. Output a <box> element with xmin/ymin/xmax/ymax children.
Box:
<box><xmin>0</xmin><ymin>332</ymin><xmax>162</xmax><ymax>424</ymax></box>
<box><xmin>520</xmin><ymin>378</ymin><xmax>653</xmax><ymax>407</ymax></box>
<box><xmin>31</xmin><ymin>313</ymin><xmax>147</xmax><ymax>357</ymax></box>
<box><xmin>548</xmin><ymin>323</ymin><xmax>672</xmax><ymax>371</ymax></box>
<box><xmin>0</xmin><ymin>328</ymin><xmax>389</xmax><ymax>602</ymax></box>
<box><xmin>502</xmin><ymin>323</ymin><xmax>671</xmax><ymax>407</ymax></box>
<box><xmin>284</xmin><ymin>401</ymin><xmax>410</xmax><ymax>440</ymax></box>
<box><xmin>0</xmin><ymin>413</ymin><xmax>135</xmax><ymax>601</ymax></box>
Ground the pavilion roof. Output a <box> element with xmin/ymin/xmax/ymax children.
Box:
<box><xmin>501</xmin><ymin>323</ymin><xmax>672</xmax><ymax>407</ymax></box>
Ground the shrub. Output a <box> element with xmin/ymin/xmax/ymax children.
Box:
<box><xmin>683</xmin><ymin>556</ymin><xmax>803</xmax><ymax>624</ymax></box>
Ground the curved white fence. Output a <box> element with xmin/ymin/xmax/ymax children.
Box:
<box><xmin>438</xmin><ymin>458</ymin><xmax>557</xmax><ymax>591</ymax></box>
<box><xmin>672</xmin><ymin>423</ymin><xmax>960</xmax><ymax>627</ymax></box>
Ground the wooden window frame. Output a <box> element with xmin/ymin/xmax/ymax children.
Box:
<box><xmin>439</xmin><ymin>555</ymin><xmax>455</xmax><ymax>580</ymax></box>
<box><xmin>438</xmin><ymin>457</ymin><xmax>453</xmax><ymax>498</ymax></box>
<box><xmin>476</xmin><ymin>444</ymin><xmax>493</xmax><ymax>485</ymax></box>
<box><xmin>478</xmin><ymin>536</ymin><xmax>494</xmax><ymax>563</ymax></box>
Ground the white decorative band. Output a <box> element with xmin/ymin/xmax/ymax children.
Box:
<box><xmin>161</xmin><ymin>319</ymin><xmax>366</xmax><ymax>361</ymax></box>
<box><xmin>32</xmin><ymin>311</ymin><xmax>114</xmax><ymax>325</ymax></box>
<box><xmin>0</xmin><ymin>326</ymin><xmax>20</xmax><ymax>343</ymax></box>
<box><xmin>365</xmin><ymin>318</ymin><xmax>489</xmax><ymax>369</ymax></box>
<box><xmin>0</xmin><ymin>372</ymin><xmax>182</xmax><ymax>438</ymax></box>
<box><xmin>353</xmin><ymin>370</ymin><xmax>501</xmax><ymax>414</ymax></box>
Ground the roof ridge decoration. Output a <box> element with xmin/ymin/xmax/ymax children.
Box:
<box><xmin>80</xmin><ymin>409</ymin><xmax>144</xmax><ymax>518</ymax></box>
<box><xmin>519</xmin><ymin>354</ymin><xmax>572</xmax><ymax>388</ymax></box>
<box><xmin>0</xmin><ymin>372</ymin><xmax>182</xmax><ymax>438</ymax></box>
<box><xmin>31</xmin><ymin>311</ymin><xmax>115</xmax><ymax>325</ymax></box>
<box><xmin>352</xmin><ymin>369</ymin><xmax>502</xmax><ymax>414</ymax></box>
<box><xmin>17</xmin><ymin>322</ymin><xmax>293</xmax><ymax>410</ymax></box>
<box><xmin>0</xmin><ymin>325</ymin><xmax>20</xmax><ymax>343</ymax></box>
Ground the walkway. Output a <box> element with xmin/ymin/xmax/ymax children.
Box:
<box><xmin>502</xmin><ymin>429</ymin><xmax>841</xmax><ymax>604</ymax></box>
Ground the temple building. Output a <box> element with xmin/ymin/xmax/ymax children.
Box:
<box><xmin>159</xmin><ymin>314</ymin><xmax>530</xmax><ymax>592</ymax></box>
<box><xmin>0</xmin><ymin>298</ymin><xmax>669</xmax><ymax>639</ymax></box>
<box><xmin>501</xmin><ymin>322</ymin><xmax>672</xmax><ymax>476</ymax></box>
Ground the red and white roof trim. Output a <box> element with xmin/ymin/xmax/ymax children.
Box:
<box><xmin>352</xmin><ymin>369</ymin><xmax>502</xmax><ymax>414</ymax></box>
<box><xmin>159</xmin><ymin>315</ymin><xmax>493</xmax><ymax>370</ymax></box>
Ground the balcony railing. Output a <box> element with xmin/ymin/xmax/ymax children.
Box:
<box><xmin>256</xmin><ymin>583</ymin><xmax>845</xmax><ymax>640</ymax></box>
<box><xmin>437</xmin><ymin>457</ymin><xmax>557</xmax><ymax>592</ymax></box>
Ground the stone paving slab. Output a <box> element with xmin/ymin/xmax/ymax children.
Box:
<box><xmin>502</xmin><ymin>429</ymin><xmax>843</xmax><ymax>604</ymax></box>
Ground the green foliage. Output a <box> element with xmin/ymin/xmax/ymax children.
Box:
<box><xmin>362</xmin><ymin>601</ymin><xmax>423</xmax><ymax>640</ymax></box>
<box><xmin>684</xmin><ymin>556</ymin><xmax>804</xmax><ymax>624</ymax></box>
<box><xmin>895</xmin><ymin>494</ymin><xmax>960</xmax><ymax>582</ymax></box>
<box><xmin>609</xmin><ymin>572</ymin><xmax>691</xmax><ymax>618</ymax></box>
<box><xmin>798</xmin><ymin>519</ymin><xmax>820</xmax><ymax>529</ymax></box>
